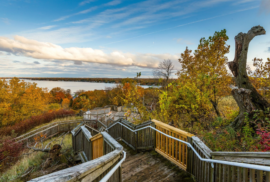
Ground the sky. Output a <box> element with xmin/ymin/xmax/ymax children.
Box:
<box><xmin>0</xmin><ymin>0</ymin><xmax>270</xmax><ymax>78</ymax></box>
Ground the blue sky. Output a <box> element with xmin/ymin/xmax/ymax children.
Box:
<box><xmin>0</xmin><ymin>0</ymin><xmax>269</xmax><ymax>78</ymax></box>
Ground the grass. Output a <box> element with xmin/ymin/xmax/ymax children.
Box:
<box><xmin>0</xmin><ymin>134</ymin><xmax>72</xmax><ymax>182</ymax></box>
<box><xmin>218</xmin><ymin>95</ymin><xmax>239</xmax><ymax>118</ymax></box>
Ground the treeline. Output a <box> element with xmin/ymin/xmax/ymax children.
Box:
<box><xmin>0</xmin><ymin>77</ymin><xmax>169</xmax><ymax>86</ymax></box>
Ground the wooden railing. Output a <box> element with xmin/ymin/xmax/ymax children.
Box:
<box><xmin>210</xmin><ymin>152</ymin><xmax>270</xmax><ymax>182</ymax></box>
<box><xmin>16</xmin><ymin>120</ymin><xmax>88</xmax><ymax>145</ymax></box>
<box><xmin>28</xmin><ymin>117</ymin><xmax>270</xmax><ymax>182</ymax></box>
<box><xmin>189</xmin><ymin>136</ymin><xmax>213</xmax><ymax>182</ymax></box>
<box><xmin>108</xmin><ymin>119</ymin><xmax>155</xmax><ymax>151</ymax></box>
<box><xmin>152</xmin><ymin>119</ymin><xmax>194</xmax><ymax>171</ymax></box>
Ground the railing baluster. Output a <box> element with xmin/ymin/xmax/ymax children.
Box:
<box><xmin>237</xmin><ymin>167</ymin><xmax>242</xmax><ymax>182</ymax></box>
<box><xmin>249</xmin><ymin>169</ymin><xmax>255</xmax><ymax>182</ymax></box>
<box><xmin>257</xmin><ymin>170</ymin><xmax>263</xmax><ymax>182</ymax></box>
<box><xmin>232</xmin><ymin>166</ymin><xmax>236</xmax><ymax>182</ymax></box>
<box><xmin>243</xmin><ymin>168</ymin><xmax>248</xmax><ymax>182</ymax></box>
<box><xmin>266</xmin><ymin>171</ymin><xmax>270</xmax><ymax>182</ymax></box>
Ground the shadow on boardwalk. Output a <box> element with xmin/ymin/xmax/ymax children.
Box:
<box><xmin>120</xmin><ymin>141</ymin><xmax>195</xmax><ymax>182</ymax></box>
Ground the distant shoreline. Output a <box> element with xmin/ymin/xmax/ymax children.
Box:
<box><xmin>0</xmin><ymin>77</ymin><xmax>173</xmax><ymax>86</ymax></box>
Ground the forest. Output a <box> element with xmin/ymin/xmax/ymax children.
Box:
<box><xmin>0</xmin><ymin>77</ymin><xmax>164</xmax><ymax>86</ymax></box>
<box><xmin>1</xmin><ymin>26</ymin><xmax>270</xmax><ymax>181</ymax></box>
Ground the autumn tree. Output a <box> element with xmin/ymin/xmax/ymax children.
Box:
<box><xmin>0</xmin><ymin>78</ymin><xmax>51</xmax><ymax>126</ymax></box>
<box><xmin>50</xmin><ymin>87</ymin><xmax>72</xmax><ymax>103</ymax></box>
<box><xmin>228</xmin><ymin>26</ymin><xmax>269</xmax><ymax>129</ymax></box>
<box><xmin>157</xmin><ymin>78</ymin><xmax>213</xmax><ymax>130</ymax></box>
<box><xmin>177</xmin><ymin>29</ymin><xmax>231</xmax><ymax>117</ymax></box>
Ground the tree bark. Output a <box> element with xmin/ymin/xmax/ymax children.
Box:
<box><xmin>228</xmin><ymin>25</ymin><xmax>269</xmax><ymax>129</ymax></box>
<box><xmin>210</xmin><ymin>99</ymin><xmax>221</xmax><ymax>117</ymax></box>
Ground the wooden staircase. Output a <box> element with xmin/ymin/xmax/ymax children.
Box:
<box><xmin>121</xmin><ymin>143</ymin><xmax>194</xmax><ymax>182</ymax></box>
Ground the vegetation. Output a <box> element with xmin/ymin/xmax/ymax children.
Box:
<box><xmin>0</xmin><ymin>134</ymin><xmax>73</xmax><ymax>182</ymax></box>
<box><xmin>0</xmin><ymin>109</ymin><xmax>75</xmax><ymax>137</ymax></box>
<box><xmin>0</xmin><ymin>77</ymin><xmax>165</xmax><ymax>86</ymax></box>
<box><xmin>1</xmin><ymin>26</ymin><xmax>270</xmax><ymax>180</ymax></box>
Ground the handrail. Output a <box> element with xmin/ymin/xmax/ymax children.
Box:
<box><xmin>99</xmin><ymin>151</ymin><xmax>126</xmax><ymax>182</ymax></box>
<box><xmin>108</xmin><ymin>121</ymin><xmax>270</xmax><ymax>172</ymax></box>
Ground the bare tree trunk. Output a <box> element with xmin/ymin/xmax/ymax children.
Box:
<box><xmin>210</xmin><ymin>100</ymin><xmax>221</xmax><ymax>117</ymax></box>
<box><xmin>228</xmin><ymin>26</ymin><xmax>270</xmax><ymax>129</ymax></box>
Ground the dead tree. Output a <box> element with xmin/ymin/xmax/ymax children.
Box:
<box><xmin>153</xmin><ymin>59</ymin><xmax>175</xmax><ymax>90</ymax></box>
<box><xmin>228</xmin><ymin>25</ymin><xmax>269</xmax><ymax>129</ymax></box>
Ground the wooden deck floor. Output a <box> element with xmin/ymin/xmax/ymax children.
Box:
<box><xmin>121</xmin><ymin>143</ymin><xmax>194</xmax><ymax>182</ymax></box>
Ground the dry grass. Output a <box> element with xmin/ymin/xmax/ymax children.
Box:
<box><xmin>0</xmin><ymin>134</ymin><xmax>72</xmax><ymax>182</ymax></box>
<box><xmin>218</xmin><ymin>95</ymin><xmax>239</xmax><ymax>118</ymax></box>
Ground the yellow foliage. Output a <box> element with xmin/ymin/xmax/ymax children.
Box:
<box><xmin>0</xmin><ymin>78</ymin><xmax>50</xmax><ymax>126</ymax></box>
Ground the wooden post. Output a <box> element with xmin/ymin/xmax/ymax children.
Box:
<box><xmin>210</xmin><ymin>163</ymin><xmax>214</xmax><ymax>182</ymax></box>
<box><xmin>152</xmin><ymin>122</ymin><xmax>156</xmax><ymax>149</ymax></box>
<box><xmin>187</xmin><ymin>137</ymin><xmax>193</xmax><ymax>173</ymax></box>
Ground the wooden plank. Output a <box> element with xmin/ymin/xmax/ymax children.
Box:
<box><xmin>237</xmin><ymin>167</ymin><xmax>242</xmax><ymax>182</ymax></box>
<box><xmin>179</xmin><ymin>135</ymin><xmax>181</xmax><ymax>164</ymax></box>
<box><xmin>257</xmin><ymin>170</ymin><xmax>263</xmax><ymax>182</ymax></box>
<box><xmin>182</xmin><ymin>136</ymin><xmax>185</xmax><ymax>165</ymax></box>
<box><xmin>232</xmin><ymin>166</ymin><xmax>236</xmax><ymax>182</ymax></box>
<box><xmin>243</xmin><ymin>168</ymin><xmax>248</xmax><ymax>182</ymax></box>
<box><xmin>266</xmin><ymin>171</ymin><xmax>270</xmax><ymax>182</ymax></box>
<box><xmin>155</xmin><ymin>148</ymin><xmax>186</xmax><ymax>170</ymax></box>
<box><xmin>210</xmin><ymin>163</ymin><xmax>214</xmax><ymax>182</ymax></box>
<box><xmin>152</xmin><ymin>119</ymin><xmax>194</xmax><ymax>137</ymax></box>
<box><xmin>219</xmin><ymin>164</ymin><xmax>222</xmax><ymax>182</ymax></box>
<box><xmin>249</xmin><ymin>169</ymin><xmax>255</xmax><ymax>182</ymax></box>
<box><xmin>166</xmin><ymin>130</ymin><xmax>168</xmax><ymax>155</ymax></box>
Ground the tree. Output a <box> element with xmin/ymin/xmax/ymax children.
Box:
<box><xmin>177</xmin><ymin>29</ymin><xmax>231</xmax><ymax>117</ymax></box>
<box><xmin>153</xmin><ymin>59</ymin><xmax>174</xmax><ymax>90</ymax></box>
<box><xmin>0</xmin><ymin>78</ymin><xmax>50</xmax><ymax>126</ymax></box>
<box><xmin>228</xmin><ymin>25</ymin><xmax>269</xmax><ymax>129</ymax></box>
<box><xmin>62</xmin><ymin>98</ymin><xmax>70</xmax><ymax>109</ymax></box>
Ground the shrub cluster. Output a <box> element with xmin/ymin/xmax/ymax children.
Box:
<box><xmin>0</xmin><ymin>109</ymin><xmax>75</xmax><ymax>136</ymax></box>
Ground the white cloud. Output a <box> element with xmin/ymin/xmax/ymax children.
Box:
<box><xmin>0</xmin><ymin>36</ymin><xmax>178</xmax><ymax>68</ymax></box>
<box><xmin>232</xmin><ymin>0</ymin><xmax>255</xmax><ymax>5</ymax></box>
<box><xmin>79</xmin><ymin>0</ymin><xmax>96</xmax><ymax>6</ymax></box>
<box><xmin>105</xmin><ymin>0</ymin><xmax>121</xmax><ymax>6</ymax></box>
<box><xmin>54</xmin><ymin>15</ymin><xmax>71</xmax><ymax>22</ymax></box>
<box><xmin>20</xmin><ymin>26</ymin><xmax>95</xmax><ymax>44</ymax></box>
<box><xmin>77</xmin><ymin>6</ymin><xmax>98</xmax><ymax>14</ymax></box>
<box><xmin>39</xmin><ymin>25</ymin><xmax>56</xmax><ymax>30</ymax></box>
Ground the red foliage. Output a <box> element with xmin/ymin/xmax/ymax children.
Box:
<box><xmin>256</xmin><ymin>128</ymin><xmax>270</xmax><ymax>151</ymax></box>
<box><xmin>0</xmin><ymin>109</ymin><xmax>75</xmax><ymax>137</ymax></box>
<box><xmin>0</xmin><ymin>137</ymin><xmax>23</xmax><ymax>161</ymax></box>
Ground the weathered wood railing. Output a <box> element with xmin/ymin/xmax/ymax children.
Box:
<box><xmin>153</xmin><ymin>119</ymin><xmax>193</xmax><ymax>170</ymax></box>
<box><xmin>210</xmin><ymin>152</ymin><xmax>270</xmax><ymax>182</ymax></box>
<box><xmin>30</xmin><ymin>124</ymin><xmax>124</xmax><ymax>182</ymax></box>
<box><xmin>16</xmin><ymin>120</ymin><xmax>90</xmax><ymax>145</ymax></box>
<box><xmin>107</xmin><ymin>119</ymin><xmax>155</xmax><ymax>151</ymax></box>
<box><xmin>28</xmin><ymin>117</ymin><xmax>270</xmax><ymax>182</ymax></box>
<box><xmin>107</xmin><ymin>118</ymin><xmax>270</xmax><ymax>182</ymax></box>
<box><xmin>15</xmin><ymin>119</ymin><xmax>83</xmax><ymax>141</ymax></box>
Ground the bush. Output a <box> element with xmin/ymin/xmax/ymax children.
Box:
<box><xmin>0</xmin><ymin>109</ymin><xmax>75</xmax><ymax>137</ymax></box>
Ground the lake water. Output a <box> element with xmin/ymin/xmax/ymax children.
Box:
<box><xmin>4</xmin><ymin>79</ymin><xmax>153</xmax><ymax>94</ymax></box>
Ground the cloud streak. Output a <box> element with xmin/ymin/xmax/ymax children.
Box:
<box><xmin>79</xmin><ymin>0</ymin><xmax>96</xmax><ymax>6</ymax></box>
<box><xmin>0</xmin><ymin>36</ymin><xmax>178</xmax><ymax>68</ymax></box>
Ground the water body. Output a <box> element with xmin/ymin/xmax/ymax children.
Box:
<box><xmin>4</xmin><ymin>79</ymin><xmax>154</xmax><ymax>94</ymax></box>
